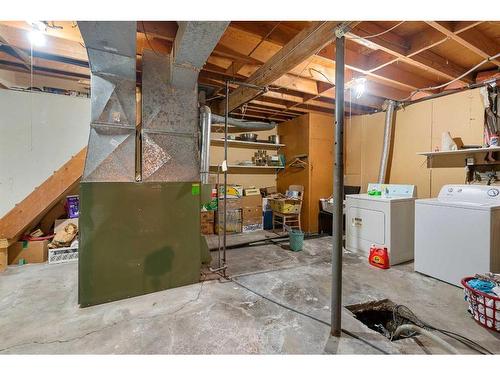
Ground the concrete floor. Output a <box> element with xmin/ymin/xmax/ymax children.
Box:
<box><xmin>0</xmin><ymin>233</ymin><xmax>499</xmax><ymax>354</ymax></box>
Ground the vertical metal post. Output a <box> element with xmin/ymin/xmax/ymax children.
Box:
<box><xmin>331</xmin><ymin>35</ymin><xmax>345</xmax><ymax>337</ymax></box>
<box><xmin>223</xmin><ymin>80</ymin><xmax>229</xmax><ymax>276</ymax></box>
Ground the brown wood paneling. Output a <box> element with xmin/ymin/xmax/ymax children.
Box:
<box><xmin>277</xmin><ymin>114</ymin><xmax>311</xmax><ymax>230</ymax></box>
<box><xmin>390</xmin><ymin>101</ymin><xmax>432</xmax><ymax>198</ymax></box>
<box><xmin>360</xmin><ymin>112</ymin><xmax>385</xmax><ymax>191</ymax></box>
<box><xmin>308</xmin><ymin>113</ymin><xmax>334</xmax><ymax>232</ymax></box>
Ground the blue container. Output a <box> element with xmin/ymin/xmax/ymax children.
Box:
<box><xmin>263</xmin><ymin>210</ymin><xmax>273</xmax><ymax>230</ymax></box>
<box><xmin>289</xmin><ymin>230</ymin><xmax>304</xmax><ymax>252</ymax></box>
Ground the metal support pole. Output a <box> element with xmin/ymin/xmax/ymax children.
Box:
<box><xmin>223</xmin><ymin>80</ymin><xmax>229</xmax><ymax>277</ymax></box>
<box><xmin>331</xmin><ymin>35</ymin><xmax>345</xmax><ymax>337</ymax></box>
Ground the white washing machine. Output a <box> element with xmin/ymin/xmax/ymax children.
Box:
<box><xmin>345</xmin><ymin>183</ymin><xmax>417</xmax><ymax>265</ymax></box>
<box><xmin>415</xmin><ymin>184</ymin><xmax>500</xmax><ymax>287</ymax></box>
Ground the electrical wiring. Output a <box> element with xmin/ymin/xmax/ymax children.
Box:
<box><xmin>347</xmin><ymin>21</ymin><xmax>405</xmax><ymax>40</ymax></box>
<box><xmin>401</xmin><ymin>52</ymin><xmax>500</xmax><ymax>102</ymax></box>
<box><xmin>391</xmin><ymin>304</ymin><xmax>493</xmax><ymax>355</ymax></box>
<box><xmin>141</xmin><ymin>21</ymin><xmax>161</xmax><ymax>56</ymax></box>
<box><xmin>309</xmin><ymin>67</ymin><xmax>334</xmax><ymax>85</ymax></box>
<box><xmin>230</xmin><ymin>277</ymin><xmax>390</xmax><ymax>354</ymax></box>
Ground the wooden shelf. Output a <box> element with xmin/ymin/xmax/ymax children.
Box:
<box><xmin>417</xmin><ymin>147</ymin><xmax>500</xmax><ymax>168</ymax></box>
<box><xmin>211</xmin><ymin>138</ymin><xmax>285</xmax><ymax>149</ymax></box>
<box><xmin>209</xmin><ymin>164</ymin><xmax>284</xmax><ymax>174</ymax></box>
<box><xmin>417</xmin><ymin>147</ymin><xmax>500</xmax><ymax>157</ymax></box>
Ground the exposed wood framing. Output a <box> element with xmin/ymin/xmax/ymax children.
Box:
<box><xmin>425</xmin><ymin>21</ymin><xmax>500</xmax><ymax>66</ymax></box>
<box><xmin>0</xmin><ymin>148</ymin><xmax>86</xmax><ymax>240</ymax></box>
<box><xmin>222</xmin><ymin>21</ymin><xmax>341</xmax><ymax>113</ymax></box>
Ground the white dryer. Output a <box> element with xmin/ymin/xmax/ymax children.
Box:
<box><xmin>345</xmin><ymin>183</ymin><xmax>417</xmax><ymax>265</ymax></box>
<box><xmin>415</xmin><ymin>184</ymin><xmax>500</xmax><ymax>287</ymax></box>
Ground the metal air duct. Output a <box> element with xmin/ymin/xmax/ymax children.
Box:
<box><xmin>141</xmin><ymin>22</ymin><xmax>229</xmax><ymax>182</ymax></box>
<box><xmin>211</xmin><ymin>114</ymin><xmax>276</xmax><ymax>131</ymax></box>
<box><xmin>378</xmin><ymin>100</ymin><xmax>396</xmax><ymax>184</ymax></box>
<box><xmin>200</xmin><ymin>105</ymin><xmax>212</xmax><ymax>184</ymax></box>
<box><xmin>78</xmin><ymin>21</ymin><xmax>137</xmax><ymax>182</ymax></box>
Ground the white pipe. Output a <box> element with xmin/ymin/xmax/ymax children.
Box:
<box><xmin>393</xmin><ymin>324</ymin><xmax>459</xmax><ymax>354</ymax></box>
<box><xmin>378</xmin><ymin>100</ymin><xmax>396</xmax><ymax>184</ymax></box>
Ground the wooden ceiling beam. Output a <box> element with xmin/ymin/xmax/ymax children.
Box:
<box><xmin>0</xmin><ymin>35</ymin><xmax>30</xmax><ymax>70</ymax></box>
<box><xmin>452</xmin><ymin>21</ymin><xmax>484</xmax><ymax>33</ymax></box>
<box><xmin>226</xmin><ymin>26</ymin><xmax>440</xmax><ymax>96</ymax></box>
<box><xmin>223</xmin><ymin>21</ymin><xmax>341</xmax><ymax>113</ymax></box>
<box><xmin>137</xmin><ymin>21</ymin><xmax>177</xmax><ymax>41</ymax></box>
<box><xmin>349</xmin><ymin>22</ymin><xmax>473</xmax><ymax>83</ymax></box>
<box><xmin>425</xmin><ymin>21</ymin><xmax>500</xmax><ymax>66</ymax></box>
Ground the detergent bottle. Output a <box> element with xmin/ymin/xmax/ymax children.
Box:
<box><xmin>368</xmin><ymin>244</ymin><xmax>390</xmax><ymax>269</ymax></box>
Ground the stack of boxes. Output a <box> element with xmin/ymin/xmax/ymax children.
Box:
<box><xmin>216</xmin><ymin>185</ymin><xmax>243</xmax><ymax>234</ymax></box>
<box><xmin>199</xmin><ymin>184</ymin><xmax>278</xmax><ymax>235</ymax></box>
<box><xmin>200</xmin><ymin>211</ymin><xmax>215</xmax><ymax>235</ymax></box>
<box><xmin>4</xmin><ymin>194</ymin><xmax>80</xmax><ymax>269</ymax></box>
<box><xmin>242</xmin><ymin>194</ymin><xmax>263</xmax><ymax>232</ymax></box>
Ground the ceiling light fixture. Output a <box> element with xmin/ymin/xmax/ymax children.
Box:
<box><xmin>28</xmin><ymin>29</ymin><xmax>46</xmax><ymax>47</ymax></box>
<box><xmin>353</xmin><ymin>77</ymin><xmax>367</xmax><ymax>99</ymax></box>
<box><xmin>26</xmin><ymin>21</ymin><xmax>47</xmax><ymax>47</ymax></box>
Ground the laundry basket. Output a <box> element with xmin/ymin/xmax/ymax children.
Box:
<box><xmin>462</xmin><ymin>277</ymin><xmax>500</xmax><ymax>332</ymax></box>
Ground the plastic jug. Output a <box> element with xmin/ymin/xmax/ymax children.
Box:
<box><xmin>368</xmin><ymin>245</ymin><xmax>390</xmax><ymax>269</ymax></box>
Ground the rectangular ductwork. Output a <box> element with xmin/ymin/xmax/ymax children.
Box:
<box><xmin>141</xmin><ymin>22</ymin><xmax>229</xmax><ymax>182</ymax></box>
<box><xmin>78</xmin><ymin>21</ymin><xmax>137</xmax><ymax>182</ymax></box>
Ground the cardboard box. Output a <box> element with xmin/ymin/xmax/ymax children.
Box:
<box><xmin>241</xmin><ymin>195</ymin><xmax>262</xmax><ymax>209</ymax></box>
<box><xmin>215</xmin><ymin>209</ymin><xmax>242</xmax><ymax>234</ymax></box>
<box><xmin>242</xmin><ymin>207</ymin><xmax>263</xmax><ymax>225</ymax></box>
<box><xmin>8</xmin><ymin>240</ymin><xmax>49</xmax><ymax>265</ymax></box>
<box><xmin>0</xmin><ymin>248</ymin><xmax>7</xmax><ymax>272</ymax></box>
<box><xmin>218</xmin><ymin>184</ymin><xmax>243</xmax><ymax>199</ymax></box>
<box><xmin>244</xmin><ymin>188</ymin><xmax>260</xmax><ymax>196</ymax></box>
<box><xmin>218</xmin><ymin>197</ymin><xmax>242</xmax><ymax>210</ymax></box>
<box><xmin>54</xmin><ymin>218</ymin><xmax>79</xmax><ymax>233</ymax></box>
<box><xmin>260</xmin><ymin>186</ymin><xmax>277</xmax><ymax>196</ymax></box>
<box><xmin>201</xmin><ymin>222</ymin><xmax>214</xmax><ymax>235</ymax></box>
<box><xmin>269</xmin><ymin>198</ymin><xmax>301</xmax><ymax>214</ymax></box>
<box><xmin>200</xmin><ymin>211</ymin><xmax>215</xmax><ymax>235</ymax></box>
<box><xmin>200</xmin><ymin>211</ymin><xmax>215</xmax><ymax>222</ymax></box>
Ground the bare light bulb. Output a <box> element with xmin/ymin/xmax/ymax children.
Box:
<box><xmin>28</xmin><ymin>30</ymin><xmax>46</xmax><ymax>47</ymax></box>
<box><xmin>354</xmin><ymin>78</ymin><xmax>366</xmax><ymax>99</ymax></box>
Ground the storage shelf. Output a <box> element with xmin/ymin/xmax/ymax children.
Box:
<box><xmin>209</xmin><ymin>164</ymin><xmax>284</xmax><ymax>174</ymax></box>
<box><xmin>211</xmin><ymin>138</ymin><xmax>285</xmax><ymax>149</ymax></box>
<box><xmin>417</xmin><ymin>147</ymin><xmax>500</xmax><ymax>157</ymax></box>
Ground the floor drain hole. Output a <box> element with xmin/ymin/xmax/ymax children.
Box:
<box><xmin>346</xmin><ymin>299</ymin><xmax>420</xmax><ymax>341</ymax></box>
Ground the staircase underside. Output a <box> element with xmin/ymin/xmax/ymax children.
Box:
<box><xmin>0</xmin><ymin>148</ymin><xmax>87</xmax><ymax>241</ymax></box>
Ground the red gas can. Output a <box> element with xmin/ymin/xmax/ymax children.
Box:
<box><xmin>368</xmin><ymin>245</ymin><xmax>390</xmax><ymax>269</ymax></box>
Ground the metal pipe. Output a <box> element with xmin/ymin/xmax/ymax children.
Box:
<box><xmin>211</xmin><ymin>114</ymin><xmax>276</xmax><ymax>131</ymax></box>
<box><xmin>331</xmin><ymin>35</ymin><xmax>345</xmax><ymax>337</ymax></box>
<box><xmin>377</xmin><ymin>100</ymin><xmax>396</xmax><ymax>184</ymax></box>
<box><xmin>223</xmin><ymin>80</ymin><xmax>229</xmax><ymax>277</ymax></box>
<box><xmin>392</xmin><ymin>324</ymin><xmax>459</xmax><ymax>354</ymax></box>
<box><xmin>200</xmin><ymin>105</ymin><xmax>212</xmax><ymax>184</ymax></box>
<box><xmin>401</xmin><ymin>78</ymin><xmax>499</xmax><ymax>107</ymax></box>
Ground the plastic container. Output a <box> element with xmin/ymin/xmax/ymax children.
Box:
<box><xmin>289</xmin><ymin>230</ymin><xmax>304</xmax><ymax>252</ymax></box>
<box><xmin>462</xmin><ymin>277</ymin><xmax>500</xmax><ymax>332</ymax></box>
<box><xmin>368</xmin><ymin>245</ymin><xmax>390</xmax><ymax>269</ymax></box>
<box><xmin>66</xmin><ymin>195</ymin><xmax>79</xmax><ymax>218</ymax></box>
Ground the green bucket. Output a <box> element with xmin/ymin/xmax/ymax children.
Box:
<box><xmin>289</xmin><ymin>230</ymin><xmax>304</xmax><ymax>252</ymax></box>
